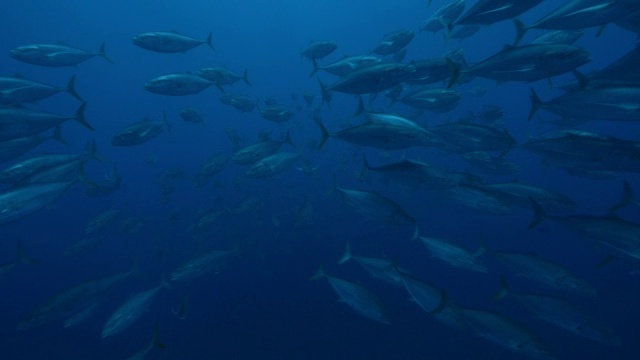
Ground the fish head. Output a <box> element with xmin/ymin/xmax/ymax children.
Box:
<box><xmin>10</xmin><ymin>45</ymin><xmax>43</xmax><ymax>61</ymax></box>
<box><xmin>132</xmin><ymin>33</ymin><xmax>158</xmax><ymax>46</ymax></box>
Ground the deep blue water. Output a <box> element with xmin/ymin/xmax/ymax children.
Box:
<box><xmin>1</xmin><ymin>0</ymin><xmax>640</xmax><ymax>359</ymax></box>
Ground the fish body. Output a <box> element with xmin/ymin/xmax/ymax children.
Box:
<box><xmin>144</xmin><ymin>73</ymin><xmax>219</xmax><ymax>96</ymax></box>
<box><xmin>10</xmin><ymin>43</ymin><xmax>112</xmax><ymax>67</ymax></box>
<box><xmin>133</xmin><ymin>31</ymin><xmax>213</xmax><ymax>53</ymax></box>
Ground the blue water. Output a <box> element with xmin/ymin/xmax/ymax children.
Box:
<box><xmin>1</xmin><ymin>0</ymin><xmax>640</xmax><ymax>359</ymax></box>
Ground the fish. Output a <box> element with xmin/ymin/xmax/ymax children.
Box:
<box><xmin>0</xmin><ymin>102</ymin><xmax>93</xmax><ymax>141</ymax></box>
<box><xmin>448</xmin><ymin>44</ymin><xmax>590</xmax><ymax>87</ymax></box>
<box><xmin>477</xmin><ymin>181</ymin><xmax>576</xmax><ymax>213</ymax></box>
<box><xmin>63</xmin><ymin>303</ymin><xmax>99</xmax><ymax>329</ymax></box>
<box><xmin>133</xmin><ymin>31</ymin><xmax>213</xmax><ymax>53</ymax></box>
<box><xmin>244</xmin><ymin>152</ymin><xmax>301</xmax><ymax>178</ymax></box>
<box><xmin>362</xmin><ymin>155</ymin><xmax>472</xmax><ymax>191</ymax></box>
<box><xmin>170</xmin><ymin>248</ymin><xmax>238</xmax><ymax>282</ymax></box>
<box><xmin>219</xmin><ymin>94</ymin><xmax>256</xmax><ymax>112</ymax></box>
<box><xmin>529</xmin><ymin>198</ymin><xmax>640</xmax><ymax>262</ymax></box>
<box><xmin>0</xmin><ymin>75</ymin><xmax>83</xmax><ymax>105</ymax></box>
<box><xmin>260</xmin><ymin>104</ymin><xmax>294</xmax><ymax>123</ymax></box>
<box><xmin>418</xmin><ymin>236</ymin><xmax>487</xmax><ymax>273</ymax></box>
<box><xmin>495</xmin><ymin>249</ymin><xmax>596</xmax><ymax>296</ymax></box>
<box><xmin>421</xmin><ymin>0</ymin><xmax>466</xmax><ymax>33</ymax></box>
<box><xmin>125</xmin><ymin>322</ymin><xmax>167</xmax><ymax>360</ymax></box>
<box><xmin>528</xmin><ymin>86</ymin><xmax>640</xmax><ymax>122</ymax></box>
<box><xmin>144</xmin><ymin>73</ymin><xmax>222</xmax><ymax>96</ymax></box>
<box><xmin>556</xmin><ymin>46</ymin><xmax>640</xmax><ymax>90</ymax></box>
<box><xmin>397</xmin><ymin>270</ymin><xmax>445</xmax><ymax>314</ymax></box>
<box><xmin>0</xmin><ymin>181</ymin><xmax>76</xmax><ymax>225</ymax></box>
<box><xmin>85</xmin><ymin>209</ymin><xmax>123</xmax><ymax>235</ymax></box>
<box><xmin>197</xmin><ymin>66</ymin><xmax>250</xmax><ymax>86</ymax></box>
<box><xmin>0</xmin><ymin>126</ymin><xmax>65</xmax><ymax>164</ymax></box>
<box><xmin>310</xmin><ymin>55</ymin><xmax>382</xmax><ymax>77</ymax></box>
<box><xmin>514</xmin><ymin>0</ymin><xmax>638</xmax><ymax>45</ymax></box>
<box><xmin>338</xmin><ymin>243</ymin><xmax>404</xmax><ymax>285</ymax></box>
<box><xmin>311</xmin><ymin>265</ymin><xmax>389</xmax><ymax>324</ymax></box>
<box><xmin>179</xmin><ymin>108</ymin><xmax>205</xmax><ymax>125</ymax></box>
<box><xmin>301</xmin><ymin>41</ymin><xmax>338</xmax><ymax>60</ymax></box>
<box><xmin>405</xmin><ymin>58</ymin><xmax>459</xmax><ymax>85</ymax></box>
<box><xmin>458</xmin><ymin>307</ymin><xmax>553</xmax><ymax>359</ymax></box>
<box><xmin>461</xmin><ymin>151</ymin><xmax>520</xmax><ymax>175</ymax></box>
<box><xmin>609</xmin><ymin>180</ymin><xmax>640</xmax><ymax>213</ymax></box>
<box><xmin>315</xmin><ymin>113</ymin><xmax>433</xmax><ymax>150</ymax></box>
<box><xmin>101</xmin><ymin>282</ymin><xmax>169</xmax><ymax>338</ymax></box>
<box><xmin>112</xmin><ymin>112</ymin><xmax>170</xmax><ymax>146</ymax></box>
<box><xmin>430</xmin><ymin>122</ymin><xmax>517</xmax><ymax>154</ymax></box>
<box><xmin>232</xmin><ymin>132</ymin><xmax>294</xmax><ymax>164</ymax></box>
<box><xmin>18</xmin><ymin>265</ymin><xmax>136</xmax><ymax>330</ymax></box>
<box><xmin>10</xmin><ymin>42</ymin><xmax>113</xmax><ymax>67</ymax></box>
<box><xmin>319</xmin><ymin>63</ymin><xmax>416</xmax><ymax>104</ymax></box>
<box><xmin>456</xmin><ymin>0</ymin><xmax>544</xmax><ymax>25</ymax></box>
<box><xmin>446</xmin><ymin>184</ymin><xmax>512</xmax><ymax>214</ymax></box>
<box><xmin>497</xmin><ymin>277</ymin><xmax>620</xmax><ymax>346</ymax></box>
<box><xmin>330</xmin><ymin>181</ymin><xmax>419</xmax><ymax>235</ymax></box>
<box><xmin>193</xmin><ymin>152</ymin><xmax>228</xmax><ymax>187</ymax></box>
<box><xmin>531</xmin><ymin>29</ymin><xmax>584</xmax><ymax>45</ymax></box>
<box><xmin>398</xmin><ymin>88</ymin><xmax>462</xmax><ymax>113</ymax></box>
<box><xmin>372</xmin><ymin>29</ymin><xmax>414</xmax><ymax>56</ymax></box>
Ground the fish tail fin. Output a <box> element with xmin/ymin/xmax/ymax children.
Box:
<box><xmin>242</xmin><ymin>68</ymin><xmax>251</xmax><ymax>86</ymax></box>
<box><xmin>513</xmin><ymin>19</ymin><xmax>528</xmax><ymax>46</ymax></box>
<box><xmin>359</xmin><ymin>153</ymin><xmax>371</xmax><ymax>180</ymax></box>
<box><xmin>65</xmin><ymin>75</ymin><xmax>84</xmax><ymax>102</ymax></box>
<box><xmin>310</xmin><ymin>58</ymin><xmax>319</xmax><ymax>77</ymax></box>
<box><xmin>205</xmin><ymin>32</ymin><xmax>215</xmax><ymax>52</ymax></box>
<box><xmin>528</xmin><ymin>196</ymin><xmax>547</xmax><ymax>230</ymax></box>
<box><xmin>444</xmin><ymin>22</ymin><xmax>454</xmax><ymax>46</ymax></box>
<box><xmin>493</xmin><ymin>275</ymin><xmax>510</xmax><ymax>300</ymax></box>
<box><xmin>353</xmin><ymin>96</ymin><xmax>366</xmax><ymax>117</ymax></box>
<box><xmin>445</xmin><ymin>58</ymin><xmax>461</xmax><ymax>89</ymax></box>
<box><xmin>163</xmin><ymin>110</ymin><xmax>172</xmax><ymax>133</ymax></box>
<box><xmin>309</xmin><ymin>264</ymin><xmax>325</xmax><ymax>280</ymax></box>
<box><xmin>98</xmin><ymin>43</ymin><xmax>114</xmax><ymax>64</ymax></box>
<box><xmin>528</xmin><ymin>88</ymin><xmax>542</xmax><ymax>121</ymax></box>
<box><xmin>84</xmin><ymin>139</ymin><xmax>103</xmax><ymax>162</ymax></box>
<box><xmin>151</xmin><ymin>322</ymin><xmax>168</xmax><ymax>350</ymax></box>
<box><xmin>338</xmin><ymin>242</ymin><xmax>351</xmax><ymax>264</ymax></box>
<box><xmin>609</xmin><ymin>179</ymin><xmax>636</xmax><ymax>213</ymax></box>
<box><xmin>314</xmin><ymin>117</ymin><xmax>329</xmax><ymax>150</ymax></box>
<box><xmin>51</xmin><ymin>125</ymin><xmax>69</xmax><ymax>146</ymax></box>
<box><xmin>74</xmin><ymin>102</ymin><xmax>94</xmax><ymax>131</ymax></box>
<box><xmin>283</xmin><ymin>130</ymin><xmax>296</xmax><ymax>147</ymax></box>
<box><xmin>573</xmin><ymin>70</ymin><xmax>589</xmax><ymax>90</ymax></box>
<box><xmin>409</xmin><ymin>224</ymin><xmax>420</xmax><ymax>241</ymax></box>
<box><xmin>17</xmin><ymin>239</ymin><xmax>39</xmax><ymax>265</ymax></box>
<box><xmin>318</xmin><ymin>79</ymin><xmax>331</xmax><ymax>107</ymax></box>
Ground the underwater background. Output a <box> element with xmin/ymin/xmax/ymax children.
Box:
<box><xmin>1</xmin><ymin>0</ymin><xmax>639</xmax><ymax>359</ymax></box>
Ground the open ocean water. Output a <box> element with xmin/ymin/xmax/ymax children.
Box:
<box><xmin>1</xmin><ymin>0</ymin><xmax>640</xmax><ymax>359</ymax></box>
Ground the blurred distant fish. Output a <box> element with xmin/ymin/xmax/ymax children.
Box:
<box><xmin>311</xmin><ymin>265</ymin><xmax>389</xmax><ymax>324</ymax></box>
<box><xmin>399</xmin><ymin>88</ymin><xmax>461</xmax><ymax>113</ymax></box>
<box><xmin>495</xmin><ymin>250</ymin><xmax>596</xmax><ymax>296</ymax></box>
<box><xmin>0</xmin><ymin>75</ymin><xmax>82</xmax><ymax>105</ymax></box>
<box><xmin>232</xmin><ymin>132</ymin><xmax>294</xmax><ymax>164</ymax></box>
<box><xmin>430</xmin><ymin>122</ymin><xmax>517</xmax><ymax>154</ymax></box>
<box><xmin>244</xmin><ymin>152</ymin><xmax>301</xmax><ymax>178</ymax></box>
<box><xmin>220</xmin><ymin>94</ymin><xmax>256</xmax><ymax>113</ymax></box>
<box><xmin>397</xmin><ymin>270</ymin><xmax>445</xmax><ymax>314</ymax></box>
<box><xmin>456</xmin><ymin>0</ymin><xmax>544</xmax><ymax>25</ymax></box>
<box><xmin>497</xmin><ymin>277</ymin><xmax>620</xmax><ymax>346</ymax></box>
<box><xmin>445</xmin><ymin>184</ymin><xmax>511</xmax><ymax>214</ymax></box>
<box><xmin>102</xmin><ymin>282</ymin><xmax>168</xmax><ymax>338</ymax></box>
<box><xmin>170</xmin><ymin>248</ymin><xmax>238</xmax><ymax>282</ymax></box>
<box><xmin>193</xmin><ymin>152</ymin><xmax>228</xmax><ymax>187</ymax></box>
<box><xmin>85</xmin><ymin>209</ymin><xmax>123</xmax><ymax>235</ymax></box>
<box><xmin>112</xmin><ymin>112</ymin><xmax>170</xmax><ymax>146</ymax></box>
<box><xmin>63</xmin><ymin>302</ymin><xmax>99</xmax><ymax>329</ymax></box>
<box><xmin>531</xmin><ymin>29</ymin><xmax>584</xmax><ymax>45</ymax></box>
<box><xmin>301</xmin><ymin>41</ymin><xmax>338</xmax><ymax>60</ymax></box>
<box><xmin>478</xmin><ymin>181</ymin><xmax>576</xmax><ymax>213</ymax></box>
<box><xmin>418</xmin><ymin>236</ymin><xmax>487</xmax><ymax>273</ymax></box>
<box><xmin>372</xmin><ymin>29</ymin><xmax>414</xmax><ymax>56</ymax></box>
<box><xmin>145</xmin><ymin>73</ymin><xmax>222</xmax><ymax>96</ymax></box>
<box><xmin>338</xmin><ymin>243</ymin><xmax>404</xmax><ymax>285</ymax></box>
<box><xmin>310</xmin><ymin>55</ymin><xmax>382</xmax><ymax>77</ymax></box>
<box><xmin>198</xmin><ymin>66</ymin><xmax>250</xmax><ymax>86</ymax></box>
<box><xmin>10</xmin><ymin>42</ymin><xmax>113</xmax><ymax>67</ymax></box>
<box><xmin>133</xmin><ymin>31</ymin><xmax>213</xmax><ymax>53</ymax></box>
<box><xmin>0</xmin><ymin>126</ymin><xmax>65</xmax><ymax>164</ymax></box>
<box><xmin>260</xmin><ymin>104</ymin><xmax>294</xmax><ymax>123</ymax></box>
<box><xmin>457</xmin><ymin>307</ymin><xmax>553</xmax><ymax>359</ymax></box>
<box><xmin>125</xmin><ymin>322</ymin><xmax>167</xmax><ymax>360</ymax></box>
<box><xmin>421</xmin><ymin>0</ymin><xmax>465</xmax><ymax>33</ymax></box>
<box><xmin>179</xmin><ymin>108</ymin><xmax>205</xmax><ymax>125</ymax></box>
